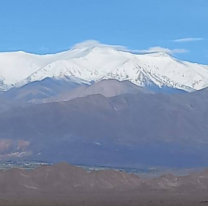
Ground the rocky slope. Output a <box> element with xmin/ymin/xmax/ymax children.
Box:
<box><xmin>1</xmin><ymin>163</ymin><xmax>208</xmax><ymax>196</ymax></box>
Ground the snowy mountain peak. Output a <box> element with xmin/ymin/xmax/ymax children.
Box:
<box><xmin>0</xmin><ymin>40</ymin><xmax>208</xmax><ymax>92</ymax></box>
<box><xmin>72</xmin><ymin>40</ymin><xmax>126</xmax><ymax>51</ymax></box>
<box><xmin>143</xmin><ymin>52</ymin><xmax>172</xmax><ymax>58</ymax></box>
<box><xmin>72</xmin><ymin>40</ymin><xmax>105</xmax><ymax>49</ymax></box>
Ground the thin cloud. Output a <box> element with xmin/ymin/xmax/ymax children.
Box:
<box><xmin>73</xmin><ymin>40</ymin><xmax>127</xmax><ymax>51</ymax></box>
<box><xmin>173</xmin><ymin>38</ymin><xmax>204</xmax><ymax>43</ymax></box>
<box><xmin>138</xmin><ymin>46</ymin><xmax>188</xmax><ymax>55</ymax></box>
<box><xmin>71</xmin><ymin>40</ymin><xmax>188</xmax><ymax>55</ymax></box>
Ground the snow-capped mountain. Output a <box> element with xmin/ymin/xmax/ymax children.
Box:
<box><xmin>1</xmin><ymin>40</ymin><xmax>208</xmax><ymax>91</ymax></box>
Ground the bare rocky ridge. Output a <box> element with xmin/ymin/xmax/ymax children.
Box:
<box><xmin>0</xmin><ymin>77</ymin><xmax>82</xmax><ymax>104</ymax></box>
<box><xmin>36</xmin><ymin>79</ymin><xmax>153</xmax><ymax>103</ymax></box>
<box><xmin>0</xmin><ymin>163</ymin><xmax>192</xmax><ymax>194</ymax></box>
<box><xmin>0</xmin><ymin>163</ymin><xmax>142</xmax><ymax>196</ymax></box>
<box><xmin>0</xmin><ymin>79</ymin><xmax>151</xmax><ymax>112</ymax></box>
<box><xmin>1</xmin><ymin>163</ymin><xmax>208</xmax><ymax>202</ymax></box>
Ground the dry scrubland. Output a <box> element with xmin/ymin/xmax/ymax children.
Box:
<box><xmin>0</xmin><ymin>164</ymin><xmax>208</xmax><ymax>205</ymax></box>
<box><xmin>1</xmin><ymin>192</ymin><xmax>208</xmax><ymax>206</ymax></box>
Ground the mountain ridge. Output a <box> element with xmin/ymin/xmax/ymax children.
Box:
<box><xmin>1</xmin><ymin>89</ymin><xmax>208</xmax><ymax>167</ymax></box>
<box><xmin>1</xmin><ymin>40</ymin><xmax>208</xmax><ymax>92</ymax></box>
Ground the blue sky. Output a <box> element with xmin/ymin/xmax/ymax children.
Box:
<box><xmin>0</xmin><ymin>0</ymin><xmax>207</xmax><ymax>64</ymax></box>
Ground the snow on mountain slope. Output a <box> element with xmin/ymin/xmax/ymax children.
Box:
<box><xmin>0</xmin><ymin>52</ymin><xmax>50</xmax><ymax>86</ymax></box>
<box><xmin>1</xmin><ymin>40</ymin><xmax>208</xmax><ymax>91</ymax></box>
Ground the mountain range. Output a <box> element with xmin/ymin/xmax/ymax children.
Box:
<box><xmin>1</xmin><ymin>40</ymin><xmax>208</xmax><ymax>92</ymax></box>
<box><xmin>1</xmin><ymin>41</ymin><xmax>208</xmax><ymax>168</ymax></box>
<box><xmin>0</xmin><ymin>79</ymin><xmax>208</xmax><ymax>167</ymax></box>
